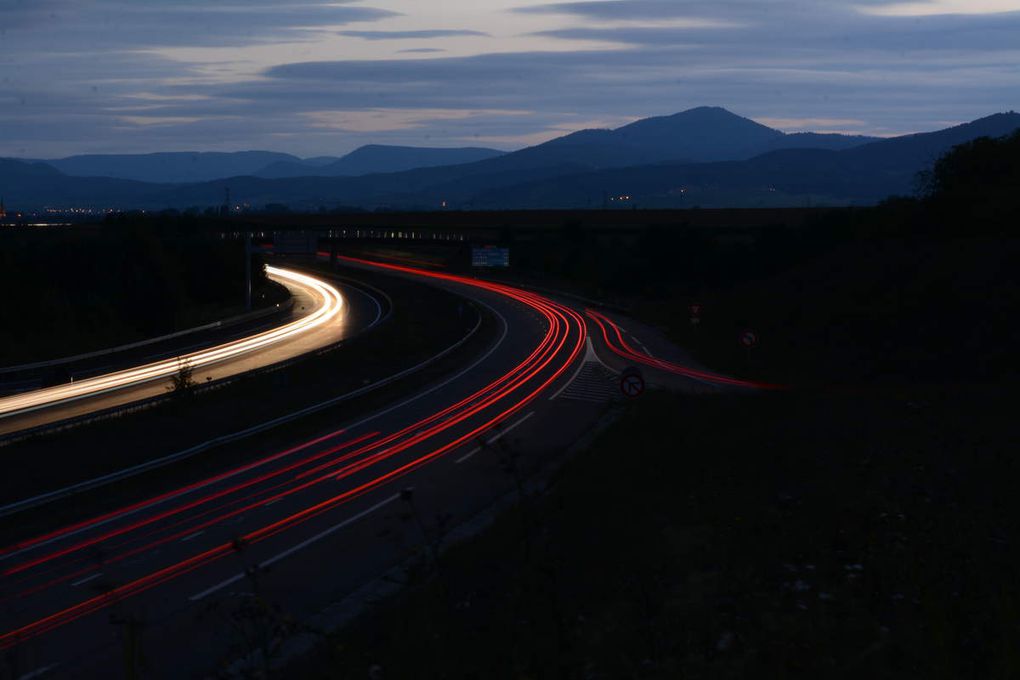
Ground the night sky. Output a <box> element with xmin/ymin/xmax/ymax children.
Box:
<box><xmin>2</xmin><ymin>0</ymin><xmax>1018</xmax><ymax>157</ymax></box>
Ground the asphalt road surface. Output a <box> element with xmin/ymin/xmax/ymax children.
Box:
<box><xmin>0</xmin><ymin>257</ymin><xmax>762</xmax><ymax>678</ymax></box>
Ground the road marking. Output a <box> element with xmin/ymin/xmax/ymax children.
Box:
<box><xmin>549</xmin><ymin>338</ymin><xmax>592</xmax><ymax>400</ymax></box>
<box><xmin>188</xmin><ymin>493</ymin><xmax>401</xmax><ymax>602</ymax></box>
<box><xmin>456</xmin><ymin>411</ymin><xmax>536</xmax><ymax>464</ymax></box>
<box><xmin>16</xmin><ymin>664</ymin><xmax>60</xmax><ymax>680</ymax></box>
<box><xmin>454</xmin><ymin>447</ymin><xmax>482</xmax><ymax>464</ymax></box>
<box><xmin>551</xmin><ymin>337</ymin><xmax>618</xmax><ymax>403</ymax></box>
<box><xmin>71</xmin><ymin>573</ymin><xmax>102</xmax><ymax>587</ymax></box>
<box><xmin>180</xmin><ymin>530</ymin><xmax>205</xmax><ymax>543</ymax></box>
<box><xmin>262</xmin><ymin>498</ymin><xmax>283</xmax><ymax>507</ymax></box>
<box><xmin>558</xmin><ymin>363</ymin><xmax>618</xmax><ymax>403</ymax></box>
<box><xmin>631</xmin><ymin>335</ymin><xmax>654</xmax><ymax>358</ymax></box>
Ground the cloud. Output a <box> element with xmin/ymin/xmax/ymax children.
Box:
<box><xmin>1</xmin><ymin>0</ymin><xmax>1018</xmax><ymax>156</ymax></box>
<box><xmin>865</xmin><ymin>0</ymin><xmax>1020</xmax><ymax>15</ymax></box>
<box><xmin>337</xmin><ymin>29</ymin><xmax>490</xmax><ymax>40</ymax></box>
<box><xmin>529</xmin><ymin>10</ymin><xmax>1020</xmax><ymax>52</ymax></box>
<box><xmin>302</xmin><ymin>108</ymin><xmax>529</xmax><ymax>133</ymax></box>
<box><xmin>1</xmin><ymin>0</ymin><xmax>398</xmax><ymax>49</ymax></box>
<box><xmin>756</xmin><ymin>117</ymin><xmax>871</xmax><ymax>131</ymax></box>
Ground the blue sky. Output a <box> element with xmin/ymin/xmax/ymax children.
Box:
<box><xmin>1</xmin><ymin>0</ymin><xmax>1018</xmax><ymax>157</ymax></box>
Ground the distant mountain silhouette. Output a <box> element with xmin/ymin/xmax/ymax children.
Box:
<box><xmin>468</xmin><ymin>113</ymin><xmax>1020</xmax><ymax>209</ymax></box>
<box><xmin>0</xmin><ymin>158</ymin><xmax>165</xmax><ymax>207</ymax></box>
<box><xmin>205</xmin><ymin>107</ymin><xmax>867</xmax><ymax>202</ymax></box>
<box><xmin>255</xmin><ymin>145</ymin><xmax>506</xmax><ymax>178</ymax></box>
<box><xmin>413</xmin><ymin>107</ymin><xmax>875</xmax><ymax>175</ymax></box>
<box><xmin>43</xmin><ymin>151</ymin><xmax>301</xmax><ymax>183</ymax></box>
<box><xmin>610</xmin><ymin>106</ymin><xmax>786</xmax><ymax>161</ymax></box>
<box><xmin>2</xmin><ymin>110</ymin><xmax>1017</xmax><ymax>211</ymax></box>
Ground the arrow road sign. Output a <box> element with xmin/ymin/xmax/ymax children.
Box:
<box><xmin>620</xmin><ymin>366</ymin><xmax>646</xmax><ymax>399</ymax></box>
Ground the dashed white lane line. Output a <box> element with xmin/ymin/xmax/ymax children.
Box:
<box><xmin>188</xmin><ymin>493</ymin><xmax>401</xmax><ymax>602</ymax></box>
<box><xmin>181</xmin><ymin>530</ymin><xmax>205</xmax><ymax>543</ymax></box>
<box><xmin>17</xmin><ymin>663</ymin><xmax>60</xmax><ymax>680</ymax></box>
<box><xmin>631</xmin><ymin>335</ymin><xmax>654</xmax><ymax>358</ymax></box>
<box><xmin>71</xmin><ymin>573</ymin><xmax>102</xmax><ymax>587</ymax></box>
<box><xmin>454</xmin><ymin>447</ymin><xmax>482</xmax><ymax>465</ymax></box>
<box><xmin>455</xmin><ymin>411</ymin><xmax>536</xmax><ymax>464</ymax></box>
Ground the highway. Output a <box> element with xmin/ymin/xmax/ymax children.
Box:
<box><xmin>0</xmin><ymin>257</ymin><xmax>761</xmax><ymax>678</ymax></box>
<box><xmin>0</xmin><ymin>266</ymin><xmax>378</xmax><ymax>437</ymax></box>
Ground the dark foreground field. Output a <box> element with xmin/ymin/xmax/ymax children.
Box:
<box><xmin>287</xmin><ymin>384</ymin><xmax>1017</xmax><ymax>679</ymax></box>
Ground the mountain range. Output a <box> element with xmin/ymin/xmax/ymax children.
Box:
<box><xmin>2</xmin><ymin>107</ymin><xmax>1018</xmax><ymax>212</ymax></box>
<box><xmin>30</xmin><ymin>146</ymin><xmax>507</xmax><ymax>184</ymax></box>
<box><xmin>254</xmin><ymin>146</ymin><xmax>506</xmax><ymax>179</ymax></box>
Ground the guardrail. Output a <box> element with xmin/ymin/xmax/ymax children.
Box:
<box><xmin>0</xmin><ymin>299</ymin><xmax>294</xmax><ymax>376</ymax></box>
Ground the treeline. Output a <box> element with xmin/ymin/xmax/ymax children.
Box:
<box><xmin>0</xmin><ymin>219</ymin><xmax>275</xmax><ymax>365</ymax></box>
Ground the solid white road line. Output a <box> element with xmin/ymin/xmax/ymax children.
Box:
<box><xmin>70</xmin><ymin>573</ymin><xmax>102</xmax><ymax>587</ymax></box>
<box><xmin>188</xmin><ymin>493</ymin><xmax>401</xmax><ymax>602</ymax></box>
<box><xmin>456</xmin><ymin>411</ymin><xmax>536</xmax><ymax>464</ymax></box>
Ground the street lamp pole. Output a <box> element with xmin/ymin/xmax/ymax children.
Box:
<box><xmin>245</xmin><ymin>231</ymin><xmax>252</xmax><ymax>311</ymax></box>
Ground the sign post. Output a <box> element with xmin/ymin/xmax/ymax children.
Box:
<box><xmin>471</xmin><ymin>246</ymin><xmax>511</xmax><ymax>268</ymax></box>
<box><xmin>620</xmin><ymin>366</ymin><xmax>646</xmax><ymax>399</ymax></box>
<box><xmin>689</xmin><ymin>303</ymin><xmax>703</xmax><ymax>327</ymax></box>
<box><xmin>244</xmin><ymin>231</ymin><xmax>252</xmax><ymax>311</ymax></box>
<box><xmin>739</xmin><ymin>330</ymin><xmax>759</xmax><ymax>367</ymax></box>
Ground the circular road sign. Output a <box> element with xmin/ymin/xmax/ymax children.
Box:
<box><xmin>689</xmin><ymin>303</ymin><xmax>703</xmax><ymax>317</ymax></box>
<box><xmin>739</xmin><ymin>330</ymin><xmax>759</xmax><ymax>349</ymax></box>
<box><xmin>620</xmin><ymin>367</ymin><xmax>646</xmax><ymax>399</ymax></box>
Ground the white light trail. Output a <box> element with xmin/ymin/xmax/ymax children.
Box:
<box><xmin>0</xmin><ymin>267</ymin><xmax>344</xmax><ymax>420</ymax></box>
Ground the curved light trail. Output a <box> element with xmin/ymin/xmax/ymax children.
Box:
<box><xmin>0</xmin><ymin>258</ymin><xmax>587</xmax><ymax>649</ymax></box>
<box><xmin>586</xmin><ymin>308</ymin><xmax>784</xmax><ymax>390</ymax></box>
<box><xmin>0</xmin><ymin>267</ymin><xmax>344</xmax><ymax>421</ymax></box>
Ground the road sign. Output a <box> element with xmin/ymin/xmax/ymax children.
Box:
<box><xmin>471</xmin><ymin>246</ymin><xmax>510</xmax><ymax>268</ymax></box>
<box><xmin>739</xmin><ymin>330</ymin><xmax>759</xmax><ymax>349</ymax></box>
<box><xmin>620</xmin><ymin>366</ymin><xmax>646</xmax><ymax>399</ymax></box>
<box><xmin>689</xmin><ymin>303</ymin><xmax>703</xmax><ymax>318</ymax></box>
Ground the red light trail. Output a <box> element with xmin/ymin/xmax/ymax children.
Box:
<box><xmin>1</xmin><ymin>259</ymin><xmax>587</xmax><ymax>649</ymax></box>
<box><xmin>585</xmin><ymin>308</ymin><xmax>784</xmax><ymax>390</ymax></box>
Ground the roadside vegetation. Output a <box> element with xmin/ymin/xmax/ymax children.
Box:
<box><xmin>0</xmin><ymin>217</ymin><xmax>281</xmax><ymax>365</ymax></box>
